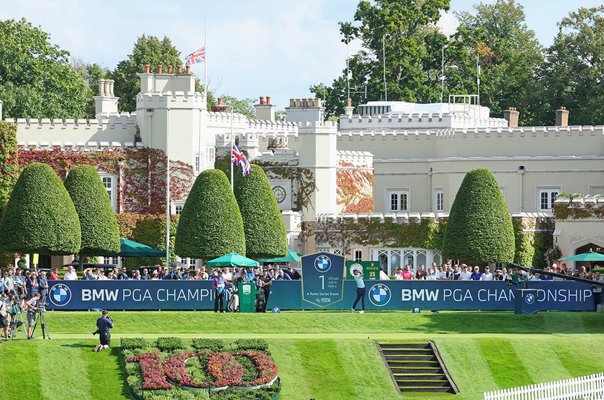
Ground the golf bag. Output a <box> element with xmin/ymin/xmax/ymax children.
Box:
<box><xmin>227</xmin><ymin>292</ymin><xmax>239</xmax><ymax>312</ymax></box>
<box><xmin>255</xmin><ymin>292</ymin><xmax>266</xmax><ymax>312</ymax></box>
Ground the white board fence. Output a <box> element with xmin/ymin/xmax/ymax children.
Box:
<box><xmin>483</xmin><ymin>372</ymin><xmax>604</xmax><ymax>400</ymax></box>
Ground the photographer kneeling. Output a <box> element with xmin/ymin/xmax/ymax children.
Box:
<box><xmin>93</xmin><ymin>310</ymin><xmax>113</xmax><ymax>352</ymax></box>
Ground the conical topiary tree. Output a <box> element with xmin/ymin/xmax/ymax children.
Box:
<box><xmin>0</xmin><ymin>163</ymin><xmax>81</xmax><ymax>254</ymax></box>
<box><xmin>64</xmin><ymin>165</ymin><xmax>120</xmax><ymax>257</ymax></box>
<box><xmin>235</xmin><ymin>165</ymin><xmax>287</xmax><ymax>259</ymax></box>
<box><xmin>175</xmin><ymin>169</ymin><xmax>245</xmax><ymax>260</ymax></box>
<box><xmin>443</xmin><ymin>168</ymin><xmax>515</xmax><ymax>264</ymax></box>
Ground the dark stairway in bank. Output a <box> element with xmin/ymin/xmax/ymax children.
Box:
<box><xmin>377</xmin><ymin>341</ymin><xmax>458</xmax><ymax>394</ymax></box>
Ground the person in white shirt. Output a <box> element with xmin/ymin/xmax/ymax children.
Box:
<box><xmin>436</xmin><ymin>266</ymin><xmax>448</xmax><ymax>280</ymax></box>
<box><xmin>63</xmin><ymin>267</ymin><xmax>78</xmax><ymax>280</ymax></box>
<box><xmin>223</xmin><ymin>267</ymin><xmax>233</xmax><ymax>281</ymax></box>
<box><xmin>459</xmin><ymin>266</ymin><xmax>472</xmax><ymax>281</ymax></box>
<box><xmin>480</xmin><ymin>266</ymin><xmax>494</xmax><ymax>281</ymax></box>
<box><xmin>379</xmin><ymin>268</ymin><xmax>390</xmax><ymax>280</ymax></box>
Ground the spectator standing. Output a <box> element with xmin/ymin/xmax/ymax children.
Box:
<box><xmin>460</xmin><ymin>266</ymin><xmax>472</xmax><ymax>280</ymax></box>
<box><xmin>37</xmin><ymin>271</ymin><xmax>48</xmax><ymax>304</ymax></box>
<box><xmin>116</xmin><ymin>267</ymin><xmax>129</xmax><ymax>280</ymax></box>
<box><xmin>213</xmin><ymin>270</ymin><xmax>227</xmax><ymax>313</ymax></box>
<box><xmin>452</xmin><ymin>265</ymin><xmax>461</xmax><ymax>280</ymax></box>
<box><xmin>258</xmin><ymin>270</ymin><xmax>273</xmax><ymax>312</ymax></box>
<box><xmin>470</xmin><ymin>266</ymin><xmax>482</xmax><ymax>281</ymax></box>
<box><xmin>83</xmin><ymin>268</ymin><xmax>96</xmax><ymax>281</ymax></box>
<box><xmin>49</xmin><ymin>267</ymin><xmax>59</xmax><ymax>281</ymax></box>
<box><xmin>97</xmin><ymin>270</ymin><xmax>108</xmax><ymax>280</ymax></box>
<box><xmin>436</xmin><ymin>266</ymin><xmax>448</xmax><ymax>280</ymax></box>
<box><xmin>480</xmin><ymin>267</ymin><xmax>493</xmax><ymax>281</ymax></box>
<box><xmin>0</xmin><ymin>292</ymin><xmax>9</xmax><ymax>341</ymax></box>
<box><xmin>64</xmin><ymin>266</ymin><xmax>78</xmax><ymax>281</ymax></box>
<box><xmin>287</xmin><ymin>267</ymin><xmax>301</xmax><ymax>280</ymax></box>
<box><xmin>416</xmin><ymin>265</ymin><xmax>427</xmax><ymax>280</ymax></box>
<box><xmin>151</xmin><ymin>270</ymin><xmax>159</xmax><ymax>280</ymax></box>
<box><xmin>351</xmin><ymin>269</ymin><xmax>366</xmax><ymax>314</ymax></box>
<box><xmin>223</xmin><ymin>267</ymin><xmax>233</xmax><ymax>281</ymax></box>
<box><xmin>245</xmin><ymin>267</ymin><xmax>256</xmax><ymax>282</ymax></box>
<box><xmin>592</xmin><ymin>271</ymin><xmax>603</xmax><ymax>305</ymax></box>
<box><xmin>402</xmin><ymin>266</ymin><xmax>414</xmax><ymax>280</ymax></box>
<box><xmin>276</xmin><ymin>269</ymin><xmax>291</xmax><ymax>281</ymax></box>
<box><xmin>140</xmin><ymin>268</ymin><xmax>150</xmax><ymax>280</ymax></box>
<box><xmin>394</xmin><ymin>267</ymin><xmax>404</xmax><ymax>280</ymax></box>
<box><xmin>3</xmin><ymin>269</ymin><xmax>15</xmax><ymax>294</ymax></box>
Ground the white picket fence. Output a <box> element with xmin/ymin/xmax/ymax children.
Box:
<box><xmin>483</xmin><ymin>373</ymin><xmax>604</xmax><ymax>400</ymax></box>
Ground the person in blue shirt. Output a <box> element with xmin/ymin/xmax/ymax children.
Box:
<box><xmin>470</xmin><ymin>266</ymin><xmax>482</xmax><ymax>281</ymax></box>
<box><xmin>245</xmin><ymin>267</ymin><xmax>256</xmax><ymax>282</ymax></box>
<box><xmin>94</xmin><ymin>310</ymin><xmax>114</xmax><ymax>352</ymax></box>
<box><xmin>351</xmin><ymin>269</ymin><xmax>366</xmax><ymax>314</ymax></box>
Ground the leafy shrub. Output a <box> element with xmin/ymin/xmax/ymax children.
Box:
<box><xmin>175</xmin><ymin>169</ymin><xmax>245</xmax><ymax>260</ymax></box>
<box><xmin>156</xmin><ymin>337</ymin><xmax>184</xmax><ymax>352</ymax></box>
<box><xmin>234</xmin><ymin>165</ymin><xmax>287</xmax><ymax>259</ymax></box>
<box><xmin>231</xmin><ymin>339</ymin><xmax>269</xmax><ymax>352</ymax></box>
<box><xmin>443</xmin><ymin>168</ymin><xmax>515</xmax><ymax>264</ymax></box>
<box><xmin>0</xmin><ymin>163</ymin><xmax>81</xmax><ymax>254</ymax></box>
<box><xmin>64</xmin><ymin>165</ymin><xmax>121</xmax><ymax>255</ymax></box>
<box><xmin>121</xmin><ymin>337</ymin><xmax>149</xmax><ymax>350</ymax></box>
<box><xmin>191</xmin><ymin>338</ymin><xmax>225</xmax><ymax>351</ymax></box>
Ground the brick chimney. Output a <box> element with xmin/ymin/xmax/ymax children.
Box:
<box><xmin>254</xmin><ymin>95</ymin><xmax>275</xmax><ymax>121</ymax></box>
<box><xmin>503</xmin><ymin>107</ymin><xmax>519</xmax><ymax>128</ymax></box>
<box><xmin>93</xmin><ymin>79</ymin><xmax>118</xmax><ymax>116</ymax></box>
<box><xmin>555</xmin><ymin>107</ymin><xmax>569</xmax><ymax>127</ymax></box>
<box><xmin>344</xmin><ymin>98</ymin><xmax>354</xmax><ymax>117</ymax></box>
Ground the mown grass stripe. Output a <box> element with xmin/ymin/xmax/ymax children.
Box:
<box><xmin>478</xmin><ymin>339</ymin><xmax>533</xmax><ymax>389</ymax></box>
<box><xmin>295</xmin><ymin>339</ymin><xmax>356</xmax><ymax>399</ymax></box>
<box><xmin>552</xmin><ymin>339</ymin><xmax>604</xmax><ymax>377</ymax></box>
<box><xmin>0</xmin><ymin>341</ymin><xmax>44</xmax><ymax>398</ymax></box>
<box><xmin>39</xmin><ymin>341</ymin><xmax>94</xmax><ymax>399</ymax></box>
<box><xmin>85</xmin><ymin>342</ymin><xmax>129</xmax><ymax>399</ymax></box>
<box><xmin>268</xmin><ymin>339</ymin><xmax>313</xmax><ymax>400</ymax></box>
<box><xmin>510</xmin><ymin>338</ymin><xmax>570</xmax><ymax>383</ymax></box>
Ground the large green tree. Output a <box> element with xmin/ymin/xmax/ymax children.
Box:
<box><xmin>311</xmin><ymin>0</ymin><xmax>452</xmax><ymax>118</ymax></box>
<box><xmin>453</xmin><ymin>0</ymin><xmax>545</xmax><ymax>125</ymax></box>
<box><xmin>0</xmin><ymin>121</ymin><xmax>18</xmax><ymax>267</ymax></box>
<box><xmin>0</xmin><ymin>18</ymin><xmax>92</xmax><ymax>119</ymax></box>
<box><xmin>443</xmin><ymin>168</ymin><xmax>515</xmax><ymax>264</ymax></box>
<box><xmin>234</xmin><ymin>165</ymin><xmax>288</xmax><ymax>259</ymax></box>
<box><xmin>72</xmin><ymin>59</ymin><xmax>109</xmax><ymax>118</ymax></box>
<box><xmin>110</xmin><ymin>35</ymin><xmax>183</xmax><ymax>112</ymax></box>
<box><xmin>542</xmin><ymin>6</ymin><xmax>604</xmax><ymax>125</ymax></box>
<box><xmin>64</xmin><ymin>165</ymin><xmax>120</xmax><ymax>257</ymax></box>
<box><xmin>0</xmin><ymin>163</ymin><xmax>81</xmax><ymax>255</ymax></box>
<box><xmin>175</xmin><ymin>169</ymin><xmax>245</xmax><ymax>260</ymax></box>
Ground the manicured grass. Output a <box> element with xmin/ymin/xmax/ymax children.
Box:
<box><xmin>43</xmin><ymin>310</ymin><xmax>604</xmax><ymax>335</ymax></box>
<box><xmin>1</xmin><ymin>311</ymin><xmax>603</xmax><ymax>400</ymax></box>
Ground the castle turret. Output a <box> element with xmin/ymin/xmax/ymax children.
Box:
<box><xmin>93</xmin><ymin>79</ymin><xmax>119</xmax><ymax>116</ymax></box>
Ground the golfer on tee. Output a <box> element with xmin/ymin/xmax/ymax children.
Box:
<box><xmin>351</xmin><ymin>269</ymin><xmax>366</xmax><ymax>314</ymax></box>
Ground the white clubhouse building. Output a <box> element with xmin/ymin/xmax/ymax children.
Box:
<box><xmin>3</xmin><ymin>68</ymin><xmax>603</xmax><ymax>272</ymax></box>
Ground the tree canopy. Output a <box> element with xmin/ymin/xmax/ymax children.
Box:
<box><xmin>443</xmin><ymin>168</ymin><xmax>515</xmax><ymax>264</ymax></box>
<box><xmin>0</xmin><ymin>18</ymin><xmax>92</xmax><ymax>119</ymax></box>
<box><xmin>0</xmin><ymin>163</ymin><xmax>81</xmax><ymax>255</ymax></box>
<box><xmin>110</xmin><ymin>35</ymin><xmax>183</xmax><ymax>112</ymax></box>
<box><xmin>175</xmin><ymin>169</ymin><xmax>245</xmax><ymax>260</ymax></box>
<box><xmin>64</xmin><ymin>165</ymin><xmax>120</xmax><ymax>256</ymax></box>
<box><xmin>234</xmin><ymin>165</ymin><xmax>288</xmax><ymax>259</ymax></box>
<box><xmin>542</xmin><ymin>6</ymin><xmax>604</xmax><ymax>125</ymax></box>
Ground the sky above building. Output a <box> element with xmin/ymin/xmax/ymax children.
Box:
<box><xmin>1</xmin><ymin>0</ymin><xmax>601</xmax><ymax>111</ymax></box>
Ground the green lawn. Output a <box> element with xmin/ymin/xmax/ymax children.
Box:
<box><xmin>0</xmin><ymin>311</ymin><xmax>602</xmax><ymax>400</ymax></box>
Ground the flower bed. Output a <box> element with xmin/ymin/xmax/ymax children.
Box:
<box><xmin>122</xmin><ymin>338</ymin><xmax>280</xmax><ymax>399</ymax></box>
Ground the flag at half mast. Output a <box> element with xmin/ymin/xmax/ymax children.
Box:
<box><xmin>231</xmin><ymin>143</ymin><xmax>252</xmax><ymax>176</ymax></box>
<box><xmin>185</xmin><ymin>47</ymin><xmax>205</xmax><ymax>65</ymax></box>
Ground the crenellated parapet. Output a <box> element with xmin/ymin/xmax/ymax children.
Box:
<box><xmin>339</xmin><ymin>112</ymin><xmax>507</xmax><ymax>130</ymax></box>
<box><xmin>337</xmin><ymin>150</ymin><xmax>373</xmax><ymax>167</ymax></box>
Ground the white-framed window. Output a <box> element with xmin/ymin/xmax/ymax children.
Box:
<box><xmin>387</xmin><ymin>190</ymin><xmax>409</xmax><ymax>212</ymax></box>
<box><xmin>194</xmin><ymin>154</ymin><xmax>200</xmax><ymax>173</ymax></box>
<box><xmin>181</xmin><ymin>258</ymin><xmax>197</xmax><ymax>269</ymax></box>
<box><xmin>173</xmin><ymin>201</ymin><xmax>185</xmax><ymax>215</ymax></box>
<box><xmin>101</xmin><ymin>256</ymin><xmax>120</xmax><ymax>266</ymax></box>
<box><xmin>206</xmin><ymin>147</ymin><xmax>215</xmax><ymax>164</ymax></box>
<box><xmin>99</xmin><ymin>174</ymin><xmax>116</xmax><ymax>210</ymax></box>
<box><xmin>537</xmin><ymin>187</ymin><xmax>560</xmax><ymax>211</ymax></box>
<box><xmin>434</xmin><ymin>190</ymin><xmax>444</xmax><ymax>212</ymax></box>
<box><xmin>317</xmin><ymin>248</ymin><xmax>342</xmax><ymax>255</ymax></box>
<box><xmin>354</xmin><ymin>250</ymin><xmax>363</xmax><ymax>261</ymax></box>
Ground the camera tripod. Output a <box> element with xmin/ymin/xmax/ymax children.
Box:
<box><xmin>32</xmin><ymin>305</ymin><xmax>50</xmax><ymax>340</ymax></box>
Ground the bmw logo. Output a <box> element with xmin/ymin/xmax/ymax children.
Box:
<box><xmin>49</xmin><ymin>283</ymin><xmax>72</xmax><ymax>307</ymax></box>
<box><xmin>314</xmin><ymin>255</ymin><xmax>331</xmax><ymax>273</ymax></box>
<box><xmin>368</xmin><ymin>283</ymin><xmax>391</xmax><ymax>307</ymax></box>
<box><xmin>525</xmin><ymin>293</ymin><xmax>536</xmax><ymax>305</ymax></box>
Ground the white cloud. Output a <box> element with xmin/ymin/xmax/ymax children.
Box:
<box><xmin>437</xmin><ymin>11</ymin><xmax>459</xmax><ymax>37</ymax></box>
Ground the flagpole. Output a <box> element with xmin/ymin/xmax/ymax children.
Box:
<box><xmin>230</xmin><ymin>109</ymin><xmax>234</xmax><ymax>192</ymax></box>
<box><xmin>165</xmin><ymin>110</ymin><xmax>171</xmax><ymax>266</ymax></box>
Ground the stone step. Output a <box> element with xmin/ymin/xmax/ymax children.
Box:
<box><xmin>395</xmin><ymin>374</ymin><xmax>447</xmax><ymax>381</ymax></box>
<box><xmin>385</xmin><ymin>354</ymin><xmax>437</xmax><ymax>361</ymax></box>
<box><xmin>382</xmin><ymin>349</ymin><xmax>433</xmax><ymax>355</ymax></box>
<box><xmin>388</xmin><ymin>361</ymin><xmax>440</xmax><ymax>368</ymax></box>
<box><xmin>379</xmin><ymin>343</ymin><xmax>431</xmax><ymax>349</ymax></box>
<box><xmin>391</xmin><ymin>367</ymin><xmax>444</xmax><ymax>374</ymax></box>
<box><xmin>398</xmin><ymin>380</ymin><xmax>450</xmax><ymax>388</ymax></box>
<box><xmin>400</xmin><ymin>387</ymin><xmax>455</xmax><ymax>393</ymax></box>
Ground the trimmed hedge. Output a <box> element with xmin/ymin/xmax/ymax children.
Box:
<box><xmin>64</xmin><ymin>165</ymin><xmax>120</xmax><ymax>255</ymax></box>
<box><xmin>231</xmin><ymin>339</ymin><xmax>269</xmax><ymax>352</ymax></box>
<box><xmin>443</xmin><ymin>168</ymin><xmax>515</xmax><ymax>264</ymax></box>
<box><xmin>235</xmin><ymin>165</ymin><xmax>287</xmax><ymax>259</ymax></box>
<box><xmin>175</xmin><ymin>169</ymin><xmax>245</xmax><ymax>260</ymax></box>
<box><xmin>192</xmin><ymin>338</ymin><xmax>225</xmax><ymax>351</ymax></box>
<box><xmin>120</xmin><ymin>337</ymin><xmax>149</xmax><ymax>350</ymax></box>
<box><xmin>0</xmin><ymin>163</ymin><xmax>81</xmax><ymax>254</ymax></box>
<box><xmin>156</xmin><ymin>337</ymin><xmax>184</xmax><ymax>352</ymax></box>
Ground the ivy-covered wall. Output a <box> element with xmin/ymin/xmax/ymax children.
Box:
<box><xmin>19</xmin><ymin>148</ymin><xmax>194</xmax><ymax>214</ymax></box>
<box><xmin>337</xmin><ymin>161</ymin><xmax>373</xmax><ymax>213</ymax></box>
<box><xmin>305</xmin><ymin>215</ymin><xmax>553</xmax><ymax>267</ymax></box>
<box><xmin>0</xmin><ymin>121</ymin><xmax>18</xmax><ymax>267</ymax></box>
<box><xmin>553</xmin><ymin>195</ymin><xmax>604</xmax><ymax>220</ymax></box>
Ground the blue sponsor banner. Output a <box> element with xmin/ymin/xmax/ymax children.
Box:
<box><xmin>301</xmin><ymin>252</ymin><xmax>345</xmax><ymax>308</ymax></box>
<box><xmin>46</xmin><ymin>280</ymin><xmax>595</xmax><ymax>311</ymax></box>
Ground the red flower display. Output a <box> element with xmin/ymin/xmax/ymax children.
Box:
<box><xmin>234</xmin><ymin>351</ymin><xmax>278</xmax><ymax>387</ymax></box>
<box><xmin>128</xmin><ymin>352</ymin><xmax>173</xmax><ymax>390</ymax></box>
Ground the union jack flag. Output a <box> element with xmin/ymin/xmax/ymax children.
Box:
<box><xmin>185</xmin><ymin>47</ymin><xmax>205</xmax><ymax>65</ymax></box>
<box><xmin>231</xmin><ymin>143</ymin><xmax>252</xmax><ymax>176</ymax></box>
